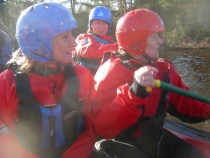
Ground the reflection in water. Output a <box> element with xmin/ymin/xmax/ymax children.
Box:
<box><xmin>160</xmin><ymin>49</ymin><xmax>210</xmax><ymax>132</ymax></box>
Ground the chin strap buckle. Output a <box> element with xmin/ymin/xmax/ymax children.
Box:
<box><xmin>0</xmin><ymin>125</ymin><xmax>9</xmax><ymax>136</ymax></box>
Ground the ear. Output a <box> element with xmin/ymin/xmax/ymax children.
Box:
<box><xmin>89</xmin><ymin>20</ymin><xmax>93</xmax><ymax>30</ymax></box>
<box><xmin>130</xmin><ymin>41</ymin><xmax>142</xmax><ymax>51</ymax></box>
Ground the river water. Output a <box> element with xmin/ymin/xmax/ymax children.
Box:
<box><xmin>160</xmin><ymin>49</ymin><xmax>210</xmax><ymax>132</ymax></box>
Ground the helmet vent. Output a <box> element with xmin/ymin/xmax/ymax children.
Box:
<box><xmin>29</xmin><ymin>6</ymin><xmax>35</xmax><ymax>12</ymax></box>
<box><xmin>33</xmin><ymin>44</ymin><xmax>47</xmax><ymax>58</ymax></box>
<box><xmin>130</xmin><ymin>40</ymin><xmax>142</xmax><ymax>51</ymax></box>
<box><xmin>43</xmin><ymin>3</ymin><xmax>49</xmax><ymax>9</ymax></box>
<box><xmin>131</xmin><ymin>10</ymin><xmax>136</xmax><ymax>15</ymax></box>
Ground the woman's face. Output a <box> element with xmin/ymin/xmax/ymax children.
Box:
<box><xmin>144</xmin><ymin>33</ymin><xmax>163</xmax><ymax>60</ymax></box>
<box><xmin>91</xmin><ymin>20</ymin><xmax>109</xmax><ymax>35</ymax></box>
<box><xmin>52</xmin><ymin>30</ymin><xmax>77</xmax><ymax>65</ymax></box>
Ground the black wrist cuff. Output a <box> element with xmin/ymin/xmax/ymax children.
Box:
<box><xmin>130</xmin><ymin>79</ymin><xmax>149</xmax><ymax>98</ymax></box>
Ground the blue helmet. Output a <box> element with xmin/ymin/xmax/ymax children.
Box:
<box><xmin>88</xmin><ymin>6</ymin><xmax>112</xmax><ymax>30</ymax></box>
<box><xmin>16</xmin><ymin>2</ymin><xmax>78</xmax><ymax>62</ymax></box>
<box><xmin>0</xmin><ymin>30</ymin><xmax>12</xmax><ymax>65</ymax></box>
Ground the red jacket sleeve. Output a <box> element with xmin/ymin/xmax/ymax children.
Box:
<box><xmin>92</xmin><ymin>84</ymin><xmax>148</xmax><ymax>139</ymax></box>
<box><xmin>75</xmin><ymin>33</ymin><xmax>118</xmax><ymax>58</ymax></box>
<box><xmin>168</xmin><ymin>64</ymin><xmax>210</xmax><ymax>123</ymax></box>
<box><xmin>0</xmin><ymin>127</ymin><xmax>39</xmax><ymax>158</ymax></box>
<box><xmin>0</xmin><ymin>70</ymin><xmax>40</xmax><ymax>158</ymax></box>
<box><xmin>91</xmin><ymin>59</ymin><xmax>148</xmax><ymax>138</ymax></box>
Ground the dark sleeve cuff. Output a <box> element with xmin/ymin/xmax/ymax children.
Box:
<box><xmin>130</xmin><ymin>79</ymin><xmax>149</xmax><ymax>98</ymax></box>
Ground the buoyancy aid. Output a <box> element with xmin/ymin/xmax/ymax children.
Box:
<box><xmin>77</xmin><ymin>33</ymin><xmax>115</xmax><ymax>75</ymax></box>
<box><xmin>89</xmin><ymin>33</ymin><xmax>112</xmax><ymax>44</ymax></box>
<box><xmin>13</xmin><ymin>65</ymin><xmax>84</xmax><ymax>157</ymax></box>
<box><xmin>100</xmin><ymin>52</ymin><xmax>171</xmax><ymax>137</ymax></box>
<box><xmin>130</xmin><ymin>61</ymin><xmax>170</xmax><ymax>134</ymax></box>
<box><xmin>109</xmin><ymin>55</ymin><xmax>172</xmax><ymax>156</ymax></box>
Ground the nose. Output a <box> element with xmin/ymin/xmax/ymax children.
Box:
<box><xmin>100</xmin><ymin>21</ymin><xmax>108</xmax><ymax>28</ymax></box>
<box><xmin>98</xmin><ymin>22</ymin><xmax>104</xmax><ymax>28</ymax></box>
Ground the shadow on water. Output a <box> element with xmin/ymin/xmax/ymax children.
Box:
<box><xmin>160</xmin><ymin>49</ymin><xmax>210</xmax><ymax>132</ymax></box>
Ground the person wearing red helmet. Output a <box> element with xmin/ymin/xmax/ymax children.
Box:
<box><xmin>0</xmin><ymin>2</ymin><xmax>158</xmax><ymax>158</ymax></box>
<box><xmin>93</xmin><ymin>8</ymin><xmax>210</xmax><ymax>158</ymax></box>
<box><xmin>73</xmin><ymin>6</ymin><xmax>118</xmax><ymax>75</ymax></box>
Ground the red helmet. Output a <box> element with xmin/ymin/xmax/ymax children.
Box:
<box><xmin>116</xmin><ymin>8</ymin><xmax>165</xmax><ymax>55</ymax></box>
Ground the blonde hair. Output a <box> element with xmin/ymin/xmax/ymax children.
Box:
<box><xmin>7</xmin><ymin>49</ymin><xmax>48</xmax><ymax>74</ymax></box>
<box><xmin>87</xmin><ymin>29</ymin><xmax>93</xmax><ymax>33</ymax></box>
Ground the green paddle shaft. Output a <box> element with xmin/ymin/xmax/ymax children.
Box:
<box><xmin>152</xmin><ymin>80</ymin><xmax>210</xmax><ymax>104</ymax></box>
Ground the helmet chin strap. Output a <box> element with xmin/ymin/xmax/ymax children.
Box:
<box><xmin>31</xmin><ymin>59</ymin><xmax>63</xmax><ymax>77</ymax></box>
<box><xmin>50</xmin><ymin>59</ymin><xmax>65</xmax><ymax>69</ymax></box>
<box><xmin>142</xmin><ymin>53</ymin><xmax>155</xmax><ymax>65</ymax></box>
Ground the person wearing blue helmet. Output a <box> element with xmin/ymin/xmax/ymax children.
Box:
<box><xmin>0</xmin><ymin>2</ymin><xmax>97</xmax><ymax>158</ymax></box>
<box><xmin>0</xmin><ymin>30</ymin><xmax>12</xmax><ymax>72</ymax></box>
<box><xmin>0</xmin><ymin>2</ymin><xmax>157</xmax><ymax>158</ymax></box>
<box><xmin>74</xmin><ymin>6</ymin><xmax>118</xmax><ymax>75</ymax></box>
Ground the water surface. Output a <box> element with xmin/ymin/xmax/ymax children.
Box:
<box><xmin>160</xmin><ymin>49</ymin><xmax>210</xmax><ymax>132</ymax></box>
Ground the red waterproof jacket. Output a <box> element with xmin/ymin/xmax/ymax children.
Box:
<box><xmin>74</xmin><ymin>33</ymin><xmax>118</xmax><ymax>75</ymax></box>
<box><xmin>0</xmin><ymin>64</ymin><xmax>96</xmax><ymax>158</ymax></box>
<box><xmin>94</xmin><ymin>54</ymin><xmax>210</xmax><ymax>138</ymax></box>
<box><xmin>75</xmin><ymin>33</ymin><xmax>118</xmax><ymax>59</ymax></box>
<box><xmin>0</xmin><ymin>63</ymin><xmax>149</xmax><ymax>158</ymax></box>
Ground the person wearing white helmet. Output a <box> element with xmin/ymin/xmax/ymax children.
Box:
<box><xmin>74</xmin><ymin>6</ymin><xmax>118</xmax><ymax>75</ymax></box>
<box><xmin>0</xmin><ymin>2</ymin><xmax>157</xmax><ymax>158</ymax></box>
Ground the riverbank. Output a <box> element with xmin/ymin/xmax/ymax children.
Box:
<box><xmin>163</xmin><ymin>40</ymin><xmax>210</xmax><ymax>50</ymax></box>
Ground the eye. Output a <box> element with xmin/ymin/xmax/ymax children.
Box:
<box><xmin>63</xmin><ymin>35</ymin><xmax>68</xmax><ymax>39</ymax></box>
<box><xmin>152</xmin><ymin>34</ymin><xmax>159</xmax><ymax>40</ymax></box>
<box><xmin>158</xmin><ymin>33</ymin><xmax>164</xmax><ymax>39</ymax></box>
<box><xmin>95</xmin><ymin>21</ymin><xmax>100</xmax><ymax>24</ymax></box>
<box><xmin>63</xmin><ymin>32</ymin><xmax>70</xmax><ymax>39</ymax></box>
<box><xmin>61</xmin><ymin>31</ymin><xmax>73</xmax><ymax>41</ymax></box>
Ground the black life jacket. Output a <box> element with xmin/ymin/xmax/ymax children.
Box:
<box><xmin>13</xmin><ymin>65</ymin><xmax>84</xmax><ymax>158</ymax></box>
